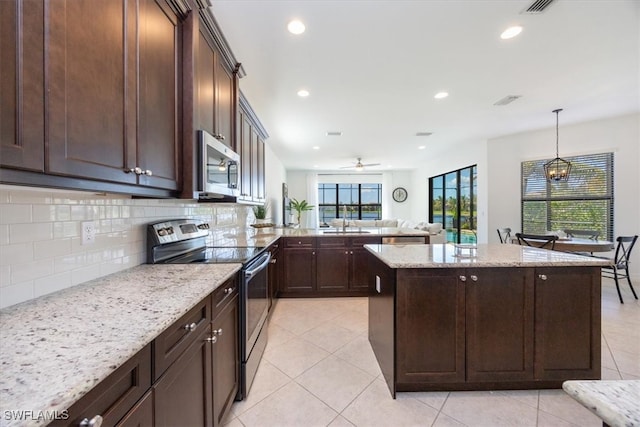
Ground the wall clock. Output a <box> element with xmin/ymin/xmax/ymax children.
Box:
<box><xmin>392</xmin><ymin>187</ymin><xmax>408</xmax><ymax>203</ymax></box>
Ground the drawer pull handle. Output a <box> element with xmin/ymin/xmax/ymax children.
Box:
<box><xmin>470</xmin><ymin>275</ymin><xmax>478</xmax><ymax>282</ymax></box>
<box><xmin>459</xmin><ymin>276</ymin><xmax>467</xmax><ymax>282</ymax></box>
<box><xmin>539</xmin><ymin>274</ymin><xmax>547</xmax><ymax>280</ymax></box>
<box><xmin>205</xmin><ymin>336</ymin><xmax>217</xmax><ymax>343</ymax></box>
<box><xmin>184</xmin><ymin>322</ymin><xmax>197</xmax><ymax>332</ymax></box>
<box><xmin>224</xmin><ymin>287</ymin><xmax>234</xmax><ymax>294</ymax></box>
<box><xmin>80</xmin><ymin>415</ymin><xmax>103</xmax><ymax>427</ymax></box>
<box><xmin>213</xmin><ymin>328</ymin><xmax>223</xmax><ymax>336</ymax></box>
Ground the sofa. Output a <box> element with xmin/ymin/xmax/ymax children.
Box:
<box><xmin>327</xmin><ymin>218</ymin><xmax>446</xmax><ymax>244</ymax></box>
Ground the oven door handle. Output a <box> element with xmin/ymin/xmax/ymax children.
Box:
<box><xmin>244</xmin><ymin>252</ymin><xmax>271</xmax><ymax>279</ymax></box>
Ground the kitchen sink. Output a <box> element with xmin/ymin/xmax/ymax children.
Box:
<box><xmin>322</xmin><ymin>230</ymin><xmax>371</xmax><ymax>234</ymax></box>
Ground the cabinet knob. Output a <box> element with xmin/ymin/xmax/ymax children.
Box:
<box><xmin>213</xmin><ymin>328</ymin><xmax>223</xmax><ymax>336</ymax></box>
<box><xmin>312</xmin><ymin>251</ymin><xmax>315</xmax><ymax>255</ymax></box>
<box><xmin>270</xmin><ymin>259</ymin><xmax>277</xmax><ymax>264</ymax></box>
<box><xmin>184</xmin><ymin>322</ymin><xmax>197</xmax><ymax>332</ymax></box>
<box><xmin>224</xmin><ymin>287</ymin><xmax>234</xmax><ymax>294</ymax></box>
<box><xmin>345</xmin><ymin>251</ymin><xmax>349</xmax><ymax>255</ymax></box>
<box><xmin>538</xmin><ymin>274</ymin><xmax>547</xmax><ymax>280</ymax></box>
<box><xmin>350</xmin><ymin>251</ymin><xmax>353</xmax><ymax>255</ymax></box>
<box><xmin>126</xmin><ymin>167</ymin><xmax>143</xmax><ymax>175</ymax></box>
<box><xmin>205</xmin><ymin>336</ymin><xmax>217</xmax><ymax>343</ymax></box>
<box><xmin>80</xmin><ymin>415</ymin><xmax>103</xmax><ymax>427</ymax></box>
<box><xmin>216</xmin><ymin>134</ymin><xmax>226</xmax><ymax>141</ymax></box>
<box><xmin>143</xmin><ymin>169</ymin><xmax>153</xmax><ymax>176</ymax></box>
<box><xmin>459</xmin><ymin>276</ymin><xmax>467</xmax><ymax>282</ymax></box>
<box><xmin>470</xmin><ymin>275</ymin><xmax>478</xmax><ymax>282</ymax></box>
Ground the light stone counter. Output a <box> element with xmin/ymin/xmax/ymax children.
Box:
<box><xmin>212</xmin><ymin>226</ymin><xmax>431</xmax><ymax>248</ymax></box>
<box><xmin>365</xmin><ymin>243</ymin><xmax>613</xmax><ymax>268</ymax></box>
<box><xmin>0</xmin><ymin>263</ymin><xmax>240</xmax><ymax>427</ymax></box>
<box><xmin>563</xmin><ymin>380</ymin><xmax>640</xmax><ymax>427</ymax></box>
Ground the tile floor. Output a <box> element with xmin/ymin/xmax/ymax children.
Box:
<box><xmin>225</xmin><ymin>278</ymin><xmax>639</xmax><ymax>426</ymax></box>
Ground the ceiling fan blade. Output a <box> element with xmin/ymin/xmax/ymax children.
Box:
<box><xmin>362</xmin><ymin>163</ymin><xmax>381</xmax><ymax>167</ymax></box>
<box><xmin>339</xmin><ymin>165</ymin><xmax>356</xmax><ymax>169</ymax></box>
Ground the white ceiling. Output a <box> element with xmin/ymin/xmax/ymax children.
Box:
<box><xmin>211</xmin><ymin>0</ymin><xmax>639</xmax><ymax>171</ymax></box>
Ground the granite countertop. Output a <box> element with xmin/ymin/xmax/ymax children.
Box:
<box><xmin>563</xmin><ymin>380</ymin><xmax>640</xmax><ymax>427</ymax></box>
<box><xmin>0</xmin><ymin>263</ymin><xmax>241</xmax><ymax>427</ymax></box>
<box><xmin>213</xmin><ymin>227</ymin><xmax>431</xmax><ymax>247</ymax></box>
<box><xmin>365</xmin><ymin>243</ymin><xmax>613</xmax><ymax>268</ymax></box>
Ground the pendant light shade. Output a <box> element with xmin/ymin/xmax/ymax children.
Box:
<box><xmin>543</xmin><ymin>108</ymin><xmax>571</xmax><ymax>182</ymax></box>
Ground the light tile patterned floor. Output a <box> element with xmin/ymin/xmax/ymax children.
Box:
<box><xmin>225</xmin><ymin>277</ymin><xmax>639</xmax><ymax>427</ymax></box>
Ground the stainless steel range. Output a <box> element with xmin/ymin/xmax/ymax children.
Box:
<box><xmin>147</xmin><ymin>219</ymin><xmax>270</xmax><ymax>400</ymax></box>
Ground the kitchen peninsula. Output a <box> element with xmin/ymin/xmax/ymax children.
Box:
<box><xmin>366</xmin><ymin>243</ymin><xmax>611</xmax><ymax>397</ymax></box>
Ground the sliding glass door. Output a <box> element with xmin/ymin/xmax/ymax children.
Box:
<box><xmin>429</xmin><ymin>165</ymin><xmax>477</xmax><ymax>244</ymax></box>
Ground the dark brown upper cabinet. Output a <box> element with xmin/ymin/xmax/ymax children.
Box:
<box><xmin>237</xmin><ymin>92</ymin><xmax>267</xmax><ymax>204</ymax></box>
<box><xmin>1</xmin><ymin>0</ymin><xmax>181</xmax><ymax>196</ymax></box>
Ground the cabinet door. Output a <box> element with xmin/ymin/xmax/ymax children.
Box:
<box><xmin>214</xmin><ymin>55</ymin><xmax>234</xmax><ymax>147</ymax></box>
<box><xmin>0</xmin><ymin>0</ymin><xmax>44</xmax><ymax>171</ymax></box>
<box><xmin>211</xmin><ymin>295</ymin><xmax>239</xmax><ymax>427</ymax></box>
<box><xmin>395</xmin><ymin>269</ymin><xmax>465</xmax><ymax>384</ymax></box>
<box><xmin>250</xmin><ymin>128</ymin><xmax>260</xmax><ymax>201</ymax></box>
<box><xmin>116</xmin><ymin>391</ymin><xmax>153</xmax><ymax>427</ymax></box>
<box><xmin>534</xmin><ymin>267</ymin><xmax>601</xmax><ymax>380</ymax></box>
<box><xmin>137</xmin><ymin>0</ymin><xmax>180</xmax><ymax>190</ymax></box>
<box><xmin>350</xmin><ymin>237</ymin><xmax>381</xmax><ymax>291</ymax></box>
<box><xmin>282</xmin><ymin>248</ymin><xmax>316</xmax><ymax>292</ymax></box>
<box><xmin>195</xmin><ymin>29</ymin><xmax>215</xmax><ymax>137</ymax></box>
<box><xmin>154</xmin><ymin>325</ymin><xmax>212</xmax><ymax>427</ymax></box>
<box><xmin>47</xmin><ymin>0</ymin><xmax>136</xmax><ymax>184</ymax></box>
<box><xmin>239</xmin><ymin>112</ymin><xmax>253</xmax><ymax>200</ymax></box>
<box><xmin>465</xmin><ymin>268</ymin><xmax>534</xmax><ymax>382</ymax></box>
<box><xmin>256</xmin><ymin>136</ymin><xmax>265</xmax><ymax>200</ymax></box>
<box><xmin>316</xmin><ymin>248</ymin><xmax>349</xmax><ymax>291</ymax></box>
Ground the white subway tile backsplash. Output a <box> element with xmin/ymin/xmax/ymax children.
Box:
<box><xmin>9</xmin><ymin>222</ymin><xmax>53</xmax><ymax>243</ymax></box>
<box><xmin>0</xmin><ymin>185</ymin><xmax>252</xmax><ymax>308</ymax></box>
<box><xmin>34</xmin><ymin>271</ymin><xmax>72</xmax><ymax>298</ymax></box>
<box><xmin>11</xmin><ymin>259</ymin><xmax>54</xmax><ymax>284</ymax></box>
<box><xmin>0</xmin><ymin>204</ymin><xmax>32</xmax><ymax>224</ymax></box>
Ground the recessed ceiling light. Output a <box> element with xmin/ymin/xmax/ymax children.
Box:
<box><xmin>501</xmin><ymin>26</ymin><xmax>523</xmax><ymax>40</ymax></box>
<box><xmin>297</xmin><ymin>89</ymin><xmax>309</xmax><ymax>97</ymax></box>
<box><xmin>434</xmin><ymin>92</ymin><xmax>449</xmax><ymax>99</ymax></box>
<box><xmin>415</xmin><ymin>132</ymin><xmax>433</xmax><ymax>137</ymax></box>
<box><xmin>312</xmin><ymin>146</ymin><xmax>320</xmax><ymax>150</ymax></box>
<box><xmin>326</xmin><ymin>131</ymin><xmax>342</xmax><ymax>136</ymax></box>
<box><xmin>287</xmin><ymin>20</ymin><xmax>305</xmax><ymax>35</ymax></box>
<box><xmin>313</xmin><ymin>164</ymin><xmax>319</xmax><ymax>168</ymax></box>
<box><xmin>418</xmin><ymin>146</ymin><xmax>426</xmax><ymax>150</ymax></box>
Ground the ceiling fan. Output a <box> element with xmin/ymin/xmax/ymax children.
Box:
<box><xmin>339</xmin><ymin>157</ymin><xmax>381</xmax><ymax>171</ymax></box>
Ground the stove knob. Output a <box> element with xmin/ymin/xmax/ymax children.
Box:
<box><xmin>166</xmin><ymin>227</ymin><xmax>174</xmax><ymax>235</ymax></box>
<box><xmin>158</xmin><ymin>228</ymin><xmax>167</xmax><ymax>236</ymax></box>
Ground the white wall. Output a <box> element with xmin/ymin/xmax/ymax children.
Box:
<box><xmin>487</xmin><ymin>113</ymin><xmax>640</xmax><ymax>270</ymax></box>
<box><xmin>264</xmin><ymin>142</ymin><xmax>287</xmax><ymax>225</ymax></box>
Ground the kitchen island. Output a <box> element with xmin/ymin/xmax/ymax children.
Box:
<box><xmin>365</xmin><ymin>243</ymin><xmax>611</xmax><ymax>397</ymax></box>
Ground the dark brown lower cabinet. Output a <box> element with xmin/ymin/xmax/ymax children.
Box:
<box><xmin>282</xmin><ymin>248</ymin><xmax>316</xmax><ymax>293</ymax></box>
<box><xmin>117</xmin><ymin>391</ymin><xmax>153</xmax><ymax>427</ymax></box>
<box><xmin>316</xmin><ymin>246</ymin><xmax>349</xmax><ymax>291</ymax></box>
<box><xmin>211</xmin><ymin>294</ymin><xmax>239</xmax><ymax>427</ymax></box>
<box><xmin>154</xmin><ymin>325</ymin><xmax>212</xmax><ymax>427</ymax></box>
<box><xmin>370</xmin><ymin>261</ymin><xmax>601</xmax><ymax>395</ymax></box>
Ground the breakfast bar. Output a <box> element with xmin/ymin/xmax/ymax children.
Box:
<box><xmin>365</xmin><ymin>243</ymin><xmax>612</xmax><ymax>397</ymax></box>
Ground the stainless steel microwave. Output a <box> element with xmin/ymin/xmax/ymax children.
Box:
<box><xmin>198</xmin><ymin>130</ymin><xmax>240</xmax><ymax>200</ymax></box>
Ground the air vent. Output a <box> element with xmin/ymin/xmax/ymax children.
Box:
<box><xmin>415</xmin><ymin>132</ymin><xmax>433</xmax><ymax>137</ymax></box>
<box><xmin>494</xmin><ymin>95</ymin><xmax>522</xmax><ymax>106</ymax></box>
<box><xmin>326</xmin><ymin>131</ymin><xmax>342</xmax><ymax>136</ymax></box>
<box><xmin>522</xmin><ymin>0</ymin><xmax>555</xmax><ymax>14</ymax></box>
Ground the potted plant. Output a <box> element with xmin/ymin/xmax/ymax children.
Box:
<box><xmin>290</xmin><ymin>198</ymin><xmax>314</xmax><ymax>226</ymax></box>
<box><xmin>253</xmin><ymin>202</ymin><xmax>269</xmax><ymax>224</ymax></box>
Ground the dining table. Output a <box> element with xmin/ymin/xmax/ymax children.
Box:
<box><xmin>510</xmin><ymin>236</ymin><xmax>615</xmax><ymax>253</ymax></box>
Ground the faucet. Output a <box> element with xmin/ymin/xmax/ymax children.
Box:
<box><xmin>342</xmin><ymin>205</ymin><xmax>347</xmax><ymax>232</ymax></box>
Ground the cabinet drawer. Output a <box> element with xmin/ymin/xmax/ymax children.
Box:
<box><xmin>318</xmin><ymin>237</ymin><xmax>348</xmax><ymax>247</ymax></box>
<box><xmin>50</xmin><ymin>344</ymin><xmax>152</xmax><ymax>427</ymax></box>
<box><xmin>212</xmin><ymin>276</ymin><xmax>238</xmax><ymax>311</ymax></box>
<box><xmin>154</xmin><ymin>296</ymin><xmax>211</xmax><ymax>380</ymax></box>
<box><xmin>283</xmin><ymin>237</ymin><xmax>316</xmax><ymax>248</ymax></box>
<box><xmin>351</xmin><ymin>236</ymin><xmax>382</xmax><ymax>247</ymax></box>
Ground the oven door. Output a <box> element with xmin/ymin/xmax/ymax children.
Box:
<box><xmin>243</xmin><ymin>251</ymin><xmax>271</xmax><ymax>359</ymax></box>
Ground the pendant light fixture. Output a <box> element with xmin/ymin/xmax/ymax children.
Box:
<box><xmin>543</xmin><ymin>108</ymin><xmax>571</xmax><ymax>182</ymax></box>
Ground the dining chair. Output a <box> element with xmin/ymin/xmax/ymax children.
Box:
<box><xmin>599</xmin><ymin>235</ymin><xmax>638</xmax><ymax>304</ymax></box>
<box><xmin>497</xmin><ymin>228</ymin><xmax>512</xmax><ymax>244</ymax></box>
<box><xmin>564</xmin><ymin>229</ymin><xmax>600</xmax><ymax>240</ymax></box>
<box><xmin>515</xmin><ymin>233</ymin><xmax>558</xmax><ymax>250</ymax></box>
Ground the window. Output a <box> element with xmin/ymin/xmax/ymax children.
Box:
<box><xmin>521</xmin><ymin>152</ymin><xmax>614</xmax><ymax>240</ymax></box>
<box><xmin>429</xmin><ymin>165</ymin><xmax>477</xmax><ymax>244</ymax></box>
<box><xmin>318</xmin><ymin>183</ymin><xmax>382</xmax><ymax>223</ymax></box>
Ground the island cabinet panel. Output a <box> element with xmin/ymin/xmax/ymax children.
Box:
<box><xmin>395</xmin><ymin>269</ymin><xmax>466</xmax><ymax>385</ymax></box>
<box><xmin>0</xmin><ymin>0</ymin><xmax>45</xmax><ymax>171</ymax></box>
<box><xmin>465</xmin><ymin>268</ymin><xmax>535</xmax><ymax>382</ymax></box>
<box><xmin>49</xmin><ymin>344</ymin><xmax>152</xmax><ymax>427</ymax></box>
<box><xmin>534</xmin><ymin>267</ymin><xmax>601</xmax><ymax>381</ymax></box>
<box><xmin>154</xmin><ymin>324</ymin><xmax>213</xmax><ymax>427</ymax></box>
